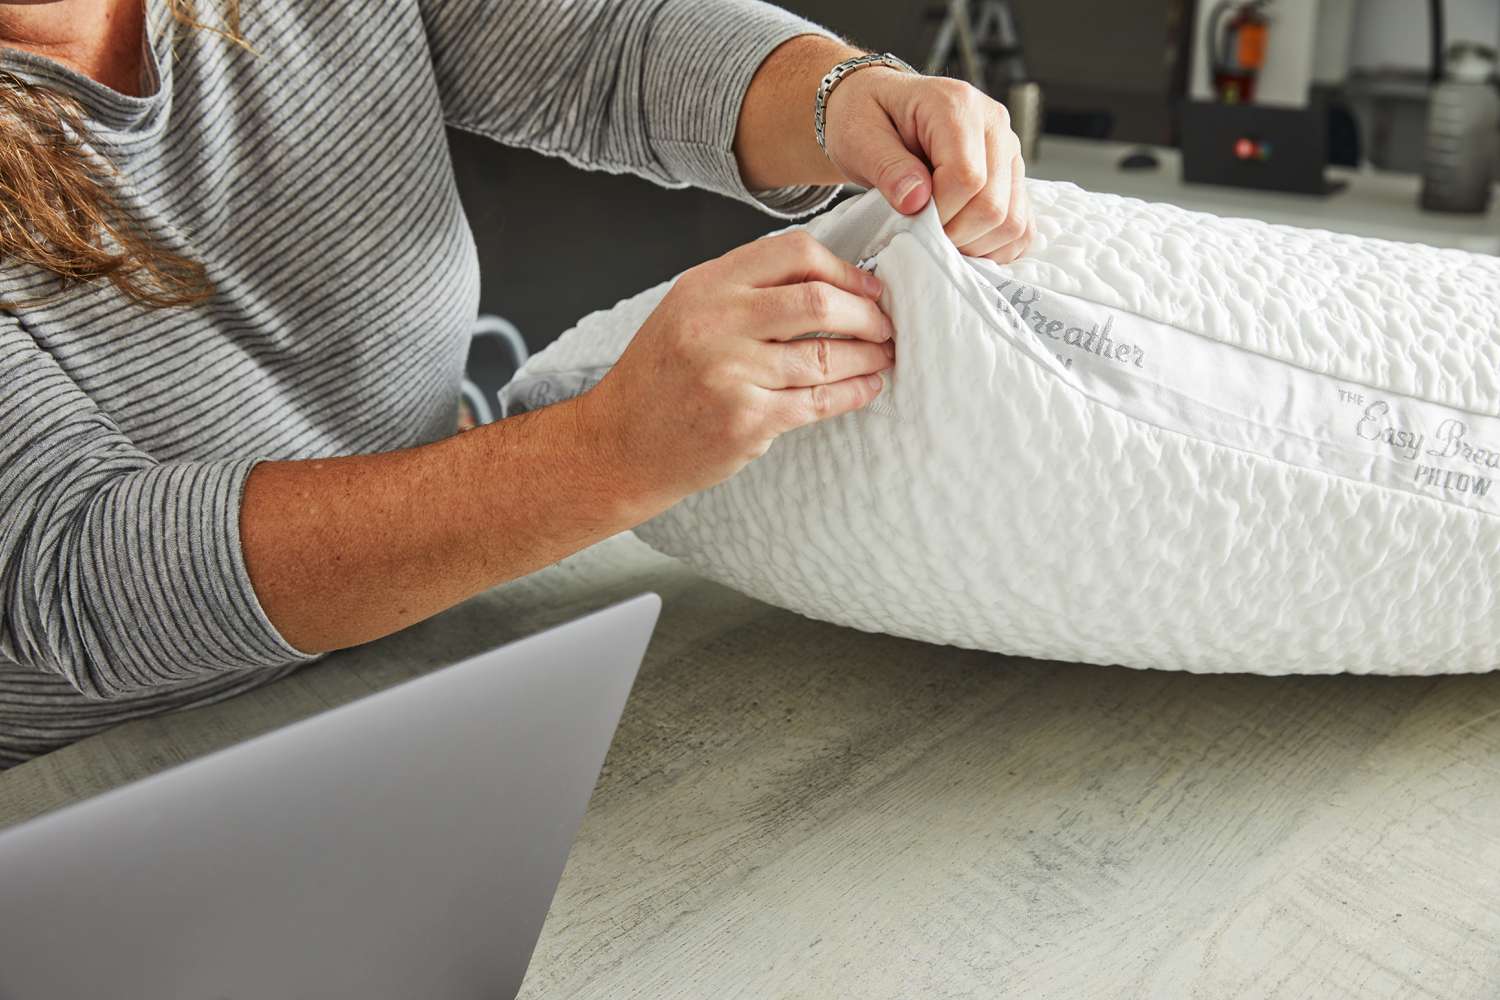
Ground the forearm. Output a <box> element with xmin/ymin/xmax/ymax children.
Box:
<box><xmin>241</xmin><ymin>395</ymin><xmax>668</xmax><ymax>654</ymax></box>
<box><xmin>425</xmin><ymin>0</ymin><xmax>835</xmax><ymax>212</ymax></box>
<box><xmin>735</xmin><ymin>34</ymin><xmax>861</xmax><ymax>191</ymax></box>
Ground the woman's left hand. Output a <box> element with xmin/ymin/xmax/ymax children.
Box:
<box><xmin>821</xmin><ymin>68</ymin><xmax>1035</xmax><ymax>264</ymax></box>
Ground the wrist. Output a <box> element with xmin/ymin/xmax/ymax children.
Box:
<box><xmin>565</xmin><ymin>388</ymin><xmax>677</xmax><ymax>527</ymax></box>
<box><xmin>735</xmin><ymin>34</ymin><xmax>859</xmax><ymax>190</ymax></box>
<box><xmin>819</xmin><ymin>64</ymin><xmax>910</xmax><ymax>167</ymax></box>
<box><xmin>815</xmin><ymin>55</ymin><xmax>917</xmax><ymax>160</ymax></box>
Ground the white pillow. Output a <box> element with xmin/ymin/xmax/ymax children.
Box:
<box><xmin>503</xmin><ymin>183</ymin><xmax>1500</xmax><ymax>675</ymax></box>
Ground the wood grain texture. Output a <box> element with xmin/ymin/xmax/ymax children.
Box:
<box><xmin>3</xmin><ymin>534</ymin><xmax>1498</xmax><ymax>998</ymax></box>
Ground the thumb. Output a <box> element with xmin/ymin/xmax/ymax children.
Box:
<box><xmin>866</xmin><ymin>133</ymin><xmax>932</xmax><ymax>215</ymax></box>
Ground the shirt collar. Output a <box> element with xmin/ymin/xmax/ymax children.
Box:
<box><xmin>0</xmin><ymin>0</ymin><xmax>174</xmax><ymax>144</ymax></box>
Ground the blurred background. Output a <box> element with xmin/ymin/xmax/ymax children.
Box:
<box><xmin>457</xmin><ymin>0</ymin><xmax>1500</xmax><ymax>392</ymax></box>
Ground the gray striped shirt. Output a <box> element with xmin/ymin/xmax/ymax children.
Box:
<box><xmin>0</xmin><ymin>0</ymin><xmax>834</xmax><ymax>769</ymax></box>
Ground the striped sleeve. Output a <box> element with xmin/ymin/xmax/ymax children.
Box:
<box><xmin>417</xmin><ymin>0</ymin><xmax>841</xmax><ymax>218</ymax></box>
<box><xmin>0</xmin><ymin>318</ymin><xmax>315</xmax><ymax>701</ymax></box>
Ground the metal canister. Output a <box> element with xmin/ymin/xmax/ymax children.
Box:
<box><xmin>1007</xmin><ymin>80</ymin><xmax>1043</xmax><ymax>163</ymax></box>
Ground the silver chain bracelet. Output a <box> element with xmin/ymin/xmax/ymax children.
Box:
<box><xmin>814</xmin><ymin>52</ymin><xmax>918</xmax><ymax>155</ymax></box>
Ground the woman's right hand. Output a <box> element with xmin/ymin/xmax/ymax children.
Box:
<box><xmin>240</xmin><ymin>232</ymin><xmax>892</xmax><ymax>654</ymax></box>
<box><xmin>579</xmin><ymin>230</ymin><xmax>896</xmax><ymax>504</ymax></box>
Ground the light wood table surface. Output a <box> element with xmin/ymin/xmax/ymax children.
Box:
<box><xmin>3</xmin><ymin>534</ymin><xmax>1498</xmax><ymax>998</ymax></box>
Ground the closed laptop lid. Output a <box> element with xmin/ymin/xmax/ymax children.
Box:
<box><xmin>0</xmin><ymin>593</ymin><xmax>660</xmax><ymax>1000</ymax></box>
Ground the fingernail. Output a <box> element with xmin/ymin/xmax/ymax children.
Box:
<box><xmin>883</xmin><ymin>340</ymin><xmax>896</xmax><ymax>359</ymax></box>
<box><xmin>862</xmin><ymin>272</ymin><xmax>883</xmax><ymax>297</ymax></box>
<box><xmin>867</xmin><ymin>373</ymin><xmax>885</xmax><ymax>389</ymax></box>
<box><xmin>894</xmin><ymin>174</ymin><xmax>923</xmax><ymax>208</ymax></box>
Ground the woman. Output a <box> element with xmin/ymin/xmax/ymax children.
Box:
<box><xmin>0</xmin><ymin>0</ymin><xmax>1033</xmax><ymax>768</ymax></box>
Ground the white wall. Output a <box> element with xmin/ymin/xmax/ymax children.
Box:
<box><xmin>1349</xmin><ymin>0</ymin><xmax>1500</xmax><ymax>71</ymax></box>
<box><xmin>1191</xmin><ymin>0</ymin><xmax>1500</xmax><ymax>109</ymax></box>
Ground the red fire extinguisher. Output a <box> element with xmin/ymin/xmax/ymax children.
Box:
<box><xmin>1208</xmin><ymin>0</ymin><xmax>1271</xmax><ymax>104</ymax></box>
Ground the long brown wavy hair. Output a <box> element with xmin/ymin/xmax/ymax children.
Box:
<box><xmin>0</xmin><ymin>1</ymin><xmax>243</xmax><ymax>309</ymax></box>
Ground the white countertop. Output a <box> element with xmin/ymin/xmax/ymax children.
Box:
<box><xmin>1029</xmin><ymin>136</ymin><xmax>1500</xmax><ymax>254</ymax></box>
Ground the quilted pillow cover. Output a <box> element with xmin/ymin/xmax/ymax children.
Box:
<box><xmin>502</xmin><ymin>182</ymin><xmax>1500</xmax><ymax>675</ymax></box>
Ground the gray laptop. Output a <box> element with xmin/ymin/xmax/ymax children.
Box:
<box><xmin>0</xmin><ymin>593</ymin><xmax>660</xmax><ymax>1000</ymax></box>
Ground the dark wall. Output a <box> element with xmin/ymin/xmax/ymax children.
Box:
<box><xmin>451</xmin><ymin>1</ymin><xmax>1172</xmax><ymax>356</ymax></box>
<box><xmin>448</xmin><ymin>128</ymin><xmax>780</xmax><ymax>354</ymax></box>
